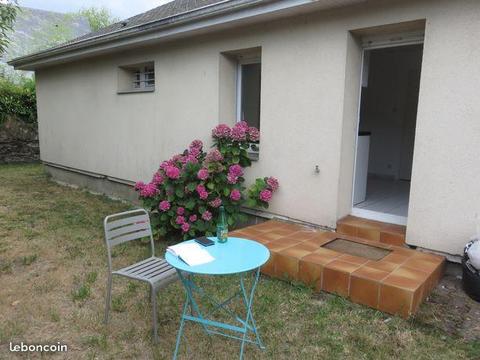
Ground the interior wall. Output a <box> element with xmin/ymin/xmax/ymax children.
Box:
<box><xmin>359</xmin><ymin>45</ymin><xmax>423</xmax><ymax>180</ymax></box>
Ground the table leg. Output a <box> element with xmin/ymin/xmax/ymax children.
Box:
<box><xmin>173</xmin><ymin>295</ymin><xmax>188</xmax><ymax>360</ymax></box>
<box><xmin>239</xmin><ymin>267</ymin><xmax>262</xmax><ymax>359</ymax></box>
<box><xmin>172</xmin><ymin>268</ymin><xmax>264</xmax><ymax>360</ymax></box>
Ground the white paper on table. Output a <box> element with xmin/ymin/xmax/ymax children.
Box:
<box><xmin>166</xmin><ymin>242</ymin><xmax>215</xmax><ymax>266</ymax></box>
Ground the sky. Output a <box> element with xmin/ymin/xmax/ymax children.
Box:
<box><xmin>18</xmin><ymin>0</ymin><xmax>173</xmax><ymax>20</ymax></box>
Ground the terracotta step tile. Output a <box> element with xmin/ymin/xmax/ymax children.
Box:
<box><xmin>298</xmin><ymin>260</ymin><xmax>324</xmax><ymax>290</ymax></box>
<box><xmin>280</xmin><ymin>243</ymin><xmax>315</xmax><ymax>259</ymax></box>
<box><xmin>275</xmin><ymin>253</ymin><xmax>299</xmax><ymax>280</ymax></box>
<box><xmin>337</xmin><ymin>223</ymin><xmax>358</xmax><ymax>236</ymax></box>
<box><xmin>270</xmin><ymin>228</ymin><xmax>300</xmax><ymax>237</ymax></box>
<box><xmin>424</xmin><ymin>261</ymin><xmax>445</xmax><ymax>294</ymax></box>
<box><xmin>390</xmin><ymin>266</ymin><xmax>430</xmax><ymax>285</ymax></box>
<box><xmin>379</xmin><ymin>272</ymin><xmax>425</xmax><ymax>318</ymax></box>
<box><xmin>337</xmin><ymin>215</ymin><xmax>366</xmax><ymax>226</ymax></box>
<box><xmin>382</xmin><ymin>252</ymin><xmax>410</xmax><ymax>265</ymax></box>
<box><xmin>260</xmin><ymin>253</ymin><xmax>276</xmax><ymax>277</ymax></box>
<box><xmin>382</xmin><ymin>223</ymin><xmax>406</xmax><ymax>235</ymax></box>
<box><xmin>357</xmin><ymin>227</ymin><xmax>381</xmax><ymax>242</ymax></box>
<box><xmin>411</xmin><ymin>251</ymin><xmax>445</xmax><ymax>264</ymax></box>
<box><xmin>388</xmin><ymin>246</ymin><xmax>415</xmax><ymax>256</ymax></box>
<box><xmin>380</xmin><ymin>232</ymin><xmax>405</xmax><ymax>246</ymax></box>
<box><xmin>302</xmin><ymin>250</ymin><xmax>340</xmax><ymax>267</ymax></box>
<box><xmin>364</xmin><ymin>260</ymin><xmax>400</xmax><ymax>273</ymax></box>
<box><xmin>257</xmin><ymin>232</ymin><xmax>288</xmax><ymax>242</ymax></box>
<box><xmin>322</xmin><ymin>260</ymin><xmax>361</xmax><ymax>297</ymax></box>
<box><xmin>350</xmin><ymin>267</ymin><xmax>390</xmax><ymax>308</ymax></box>
<box><xmin>402</xmin><ymin>257</ymin><xmax>442</xmax><ymax>273</ymax></box>
<box><xmin>265</xmin><ymin>238</ymin><xmax>302</xmax><ymax>252</ymax></box>
<box><xmin>287</xmin><ymin>230</ymin><xmax>319</xmax><ymax>242</ymax></box>
<box><xmin>338</xmin><ymin>254</ymin><xmax>370</xmax><ymax>266</ymax></box>
<box><xmin>312</xmin><ymin>247</ymin><xmax>342</xmax><ymax>258</ymax></box>
<box><xmin>305</xmin><ymin>232</ymin><xmax>337</xmax><ymax>247</ymax></box>
<box><xmin>249</xmin><ymin>221</ymin><xmax>284</xmax><ymax>232</ymax></box>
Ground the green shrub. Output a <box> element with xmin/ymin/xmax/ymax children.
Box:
<box><xmin>0</xmin><ymin>77</ymin><xmax>37</xmax><ymax>124</ymax></box>
<box><xmin>135</xmin><ymin>122</ymin><xmax>279</xmax><ymax>240</ymax></box>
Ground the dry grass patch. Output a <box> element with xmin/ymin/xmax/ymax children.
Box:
<box><xmin>0</xmin><ymin>164</ymin><xmax>478</xmax><ymax>359</ymax></box>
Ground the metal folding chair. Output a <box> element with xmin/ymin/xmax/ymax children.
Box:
<box><xmin>103</xmin><ymin>208</ymin><xmax>177</xmax><ymax>342</ymax></box>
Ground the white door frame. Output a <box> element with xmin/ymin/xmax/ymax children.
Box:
<box><xmin>351</xmin><ymin>33</ymin><xmax>424</xmax><ymax>226</ymax></box>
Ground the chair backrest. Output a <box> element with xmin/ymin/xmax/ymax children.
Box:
<box><xmin>103</xmin><ymin>209</ymin><xmax>154</xmax><ymax>270</ymax></box>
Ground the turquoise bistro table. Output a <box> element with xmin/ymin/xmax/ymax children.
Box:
<box><xmin>165</xmin><ymin>237</ymin><xmax>270</xmax><ymax>360</ymax></box>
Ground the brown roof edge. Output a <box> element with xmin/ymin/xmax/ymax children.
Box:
<box><xmin>9</xmin><ymin>0</ymin><xmax>364</xmax><ymax>69</ymax></box>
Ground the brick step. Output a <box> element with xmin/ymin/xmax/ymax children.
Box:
<box><xmin>231</xmin><ymin>220</ymin><xmax>444</xmax><ymax>318</ymax></box>
<box><xmin>337</xmin><ymin>215</ymin><xmax>406</xmax><ymax>246</ymax></box>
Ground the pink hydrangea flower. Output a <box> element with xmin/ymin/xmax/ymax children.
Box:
<box><xmin>248</xmin><ymin>127</ymin><xmax>260</xmax><ymax>142</ymax></box>
<box><xmin>188</xmin><ymin>147</ymin><xmax>201</xmax><ymax>158</ymax></box>
<box><xmin>160</xmin><ymin>159</ymin><xmax>175</xmax><ymax>170</ymax></box>
<box><xmin>229</xmin><ymin>164</ymin><xmax>244</xmax><ymax>177</ymax></box>
<box><xmin>188</xmin><ymin>140</ymin><xmax>203</xmax><ymax>158</ymax></box>
<box><xmin>259</xmin><ymin>189</ymin><xmax>272</xmax><ymax>202</ymax></box>
<box><xmin>140</xmin><ymin>182</ymin><xmax>158</xmax><ymax>198</ymax></box>
<box><xmin>212</xmin><ymin>124</ymin><xmax>231</xmax><ymax>139</ymax></box>
<box><xmin>159</xmin><ymin>200</ymin><xmax>171</xmax><ymax>212</ymax></box>
<box><xmin>205</xmin><ymin>149</ymin><xmax>223</xmax><ymax>163</ymax></box>
<box><xmin>177</xmin><ymin>207</ymin><xmax>185</xmax><ymax>215</ymax></box>
<box><xmin>181</xmin><ymin>222</ymin><xmax>190</xmax><ymax>233</ymax></box>
<box><xmin>230</xmin><ymin>189</ymin><xmax>241</xmax><ymax>201</ymax></box>
<box><xmin>202</xmin><ymin>210</ymin><xmax>212</xmax><ymax>221</ymax></box>
<box><xmin>196</xmin><ymin>184</ymin><xmax>206</xmax><ymax>194</ymax></box>
<box><xmin>165</xmin><ymin>165</ymin><xmax>181</xmax><ymax>179</ymax></box>
<box><xmin>209</xmin><ymin>198</ymin><xmax>222</xmax><ymax>208</ymax></box>
<box><xmin>237</xmin><ymin>121</ymin><xmax>249</xmax><ymax>129</ymax></box>
<box><xmin>199</xmin><ymin>191</ymin><xmax>208</xmax><ymax>200</ymax></box>
<box><xmin>171</xmin><ymin>154</ymin><xmax>183</xmax><ymax>163</ymax></box>
<box><xmin>151</xmin><ymin>172</ymin><xmax>164</xmax><ymax>185</ymax></box>
<box><xmin>176</xmin><ymin>216</ymin><xmax>185</xmax><ymax>225</ymax></box>
<box><xmin>189</xmin><ymin>214</ymin><xmax>197</xmax><ymax>222</ymax></box>
<box><xmin>189</xmin><ymin>139</ymin><xmax>203</xmax><ymax>153</ymax></box>
<box><xmin>230</xmin><ymin>123</ymin><xmax>247</xmax><ymax>141</ymax></box>
<box><xmin>227</xmin><ymin>173</ymin><xmax>238</xmax><ymax>184</ymax></box>
<box><xmin>197</xmin><ymin>168</ymin><xmax>209</xmax><ymax>181</ymax></box>
<box><xmin>183</xmin><ymin>155</ymin><xmax>198</xmax><ymax>164</ymax></box>
<box><xmin>134</xmin><ymin>181</ymin><xmax>145</xmax><ymax>191</ymax></box>
<box><xmin>266</xmin><ymin>177</ymin><xmax>279</xmax><ymax>192</ymax></box>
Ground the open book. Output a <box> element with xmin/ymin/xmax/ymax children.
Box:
<box><xmin>167</xmin><ymin>242</ymin><xmax>215</xmax><ymax>266</ymax></box>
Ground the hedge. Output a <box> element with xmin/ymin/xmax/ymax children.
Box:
<box><xmin>0</xmin><ymin>77</ymin><xmax>37</xmax><ymax>124</ymax></box>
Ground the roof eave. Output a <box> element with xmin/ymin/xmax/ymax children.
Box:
<box><xmin>9</xmin><ymin>0</ymin><xmax>364</xmax><ymax>70</ymax></box>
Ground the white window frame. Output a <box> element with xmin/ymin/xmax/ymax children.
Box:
<box><xmin>236</xmin><ymin>57</ymin><xmax>261</xmax><ymax>123</ymax></box>
<box><xmin>133</xmin><ymin>65</ymin><xmax>155</xmax><ymax>90</ymax></box>
<box><xmin>236</xmin><ymin>57</ymin><xmax>261</xmax><ymax>159</ymax></box>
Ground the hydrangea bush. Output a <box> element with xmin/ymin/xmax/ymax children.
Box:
<box><xmin>135</xmin><ymin>122</ymin><xmax>279</xmax><ymax>240</ymax></box>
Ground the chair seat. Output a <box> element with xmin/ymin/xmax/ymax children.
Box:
<box><xmin>114</xmin><ymin>256</ymin><xmax>177</xmax><ymax>287</ymax></box>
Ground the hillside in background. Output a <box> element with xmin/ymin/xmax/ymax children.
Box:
<box><xmin>1</xmin><ymin>7</ymin><xmax>91</xmax><ymax>78</ymax></box>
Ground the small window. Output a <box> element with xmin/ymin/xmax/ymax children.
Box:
<box><xmin>118</xmin><ymin>62</ymin><xmax>155</xmax><ymax>93</ymax></box>
<box><xmin>237</xmin><ymin>58</ymin><xmax>261</xmax><ymax>158</ymax></box>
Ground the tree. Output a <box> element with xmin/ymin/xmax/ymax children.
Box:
<box><xmin>0</xmin><ymin>0</ymin><xmax>18</xmax><ymax>55</ymax></box>
<box><xmin>78</xmin><ymin>6</ymin><xmax>117</xmax><ymax>32</ymax></box>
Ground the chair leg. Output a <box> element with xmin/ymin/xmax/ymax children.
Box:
<box><xmin>104</xmin><ymin>274</ymin><xmax>113</xmax><ymax>324</ymax></box>
<box><xmin>151</xmin><ymin>286</ymin><xmax>159</xmax><ymax>343</ymax></box>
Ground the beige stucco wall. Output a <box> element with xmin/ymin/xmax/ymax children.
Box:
<box><xmin>35</xmin><ymin>0</ymin><xmax>480</xmax><ymax>256</ymax></box>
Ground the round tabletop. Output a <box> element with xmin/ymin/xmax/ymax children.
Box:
<box><xmin>165</xmin><ymin>237</ymin><xmax>270</xmax><ymax>275</ymax></box>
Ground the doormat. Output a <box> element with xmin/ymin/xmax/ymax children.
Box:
<box><xmin>322</xmin><ymin>238</ymin><xmax>391</xmax><ymax>261</ymax></box>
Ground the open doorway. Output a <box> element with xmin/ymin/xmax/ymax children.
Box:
<box><xmin>352</xmin><ymin>43</ymin><xmax>423</xmax><ymax>225</ymax></box>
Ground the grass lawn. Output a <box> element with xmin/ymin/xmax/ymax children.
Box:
<box><xmin>0</xmin><ymin>164</ymin><xmax>479</xmax><ymax>359</ymax></box>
